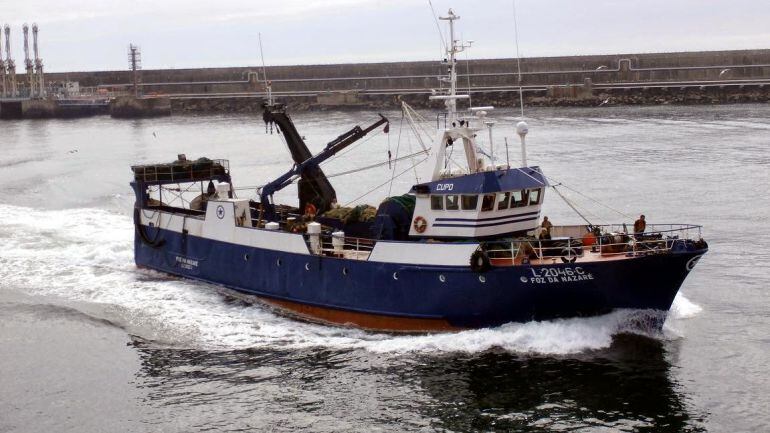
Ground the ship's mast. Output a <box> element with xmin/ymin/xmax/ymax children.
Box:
<box><xmin>441</xmin><ymin>9</ymin><xmax>458</xmax><ymax>120</ymax></box>
<box><xmin>434</xmin><ymin>9</ymin><xmax>471</xmax><ymax>124</ymax></box>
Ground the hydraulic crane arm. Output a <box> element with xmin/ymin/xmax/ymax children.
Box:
<box><xmin>260</xmin><ymin>104</ymin><xmax>388</xmax><ymax>221</ymax></box>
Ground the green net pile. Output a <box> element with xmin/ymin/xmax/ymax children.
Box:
<box><xmin>322</xmin><ymin>205</ymin><xmax>378</xmax><ymax>223</ymax></box>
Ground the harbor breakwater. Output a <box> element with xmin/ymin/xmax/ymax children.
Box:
<box><xmin>5</xmin><ymin>48</ymin><xmax>770</xmax><ymax>117</ymax></box>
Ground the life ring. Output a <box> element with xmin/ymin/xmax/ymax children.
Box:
<box><xmin>413</xmin><ymin>216</ymin><xmax>428</xmax><ymax>234</ymax></box>
<box><xmin>560</xmin><ymin>247</ymin><xmax>579</xmax><ymax>263</ymax></box>
<box><xmin>470</xmin><ymin>250</ymin><xmax>491</xmax><ymax>273</ymax></box>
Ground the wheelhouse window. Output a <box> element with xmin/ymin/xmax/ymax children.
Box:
<box><xmin>445</xmin><ymin>195</ymin><xmax>460</xmax><ymax>210</ymax></box>
<box><xmin>461</xmin><ymin>195</ymin><xmax>478</xmax><ymax>210</ymax></box>
<box><xmin>497</xmin><ymin>192</ymin><xmax>511</xmax><ymax>210</ymax></box>
<box><xmin>529</xmin><ymin>188</ymin><xmax>541</xmax><ymax>205</ymax></box>
<box><xmin>481</xmin><ymin>194</ymin><xmax>496</xmax><ymax>212</ymax></box>
<box><xmin>512</xmin><ymin>190</ymin><xmax>529</xmax><ymax>208</ymax></box>
<box><xmin>430</xmin><ymin>195</ymin><xmax>444</xmax><ymax>210</ymax></box>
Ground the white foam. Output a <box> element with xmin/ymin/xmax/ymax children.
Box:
<box><xmin>0</xmin><ymin>204</ymin><xmax>700</xmax><ymax>355</ymax></box>
<box><xmin>668</xmin><ymin>292</ymin><xmax>703</xmax><ymax>319</ymax></box>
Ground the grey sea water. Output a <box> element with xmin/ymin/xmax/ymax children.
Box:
<box><xmin>0</xmin><ymin>104</ymin><xmax>768</xmax><ymax>432</ymax></box>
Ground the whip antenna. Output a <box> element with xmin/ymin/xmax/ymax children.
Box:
<box><xmin>512</xmin><ymin>0</ymin><xmax>525</xmax><ymax>119</ymax></box>
<box><xmin>258</xmin><ymin>33</ymin><xmax>273</xmax><ymax>105</ymax></box>
<box><xmin>427</xmin><ymin>0</ymin><xmax>447</xmax><ymax>53</ymax></box>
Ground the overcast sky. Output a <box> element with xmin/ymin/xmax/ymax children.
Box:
<box><xmin>2</xmin><ymin>0</ymin><xmax>768</xmax><ymax>72</ymax></box>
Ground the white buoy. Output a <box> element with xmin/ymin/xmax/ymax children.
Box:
<box><xmin>307</xmin><ymin>222</ymin><xmax>322</xmax><ymax>255</ymax></box>
<box><xmin>516</xmin><ymin>121</ymin><xmax>529</xmax><ymax>167</ymax></box>
<box><xmin>332</xmin><ymin>231</ymin><xmax>345</xmax><ymax>255</ymax></box>
<box><xmin>216</xmin><ymin>183</ymin><xmax>231</xmax><ymax>197</ymax></box>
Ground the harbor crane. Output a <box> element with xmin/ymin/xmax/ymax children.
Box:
<box><xmin>23</xmin><ymin>24</ymin><xmax>34</xmax><ymax>97</ymax></box>
<box><xmin>3</xmin><ymin>24</ymin><xmax>16</xmax><ymax>97</ymax></box>
<box><xmin>0</xmin><ymin>25</ymin><xmax>6</xmax><ymax>97</ymax></box>
<box><xmin>32</xmin><ymin>23</ymin><xmax>43</xmax><ymax>97</ymax></box>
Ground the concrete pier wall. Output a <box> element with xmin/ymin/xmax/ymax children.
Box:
<box><xmin>110</xmin><ymin>97</ymin><xmax>172</xmax><ymax>118</ymax></box>
<box><xmin>0</xmin><ymin>48</ymin><xmax>762</xmax><ymax>116</ymax></box>
<box><xmin>44</xmin><ymin>49</ymin><xmax>770</xmax><ymax>96</ymax></box>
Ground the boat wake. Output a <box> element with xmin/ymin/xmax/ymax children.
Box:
<box><xmin>0</xmin><ymin>204</ymin><xmax>701</xmax><ymax>355</ymax></box>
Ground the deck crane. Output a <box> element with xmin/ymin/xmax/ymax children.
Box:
<box><xmin>260</xmin><ymin>103</ymin><xmax>388</xmax><ymax>221</ymax></box>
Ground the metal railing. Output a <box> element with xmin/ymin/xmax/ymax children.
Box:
<box><xmin>482</xmin><ymin>223</ymin><xmax>704</xmax><ymax>265</ymax></box>
<box><xmin>304</xmin><ymin>233</ymin><xmax>375</xmax><ymax>260</ymax></box>
<box><xmin>132</xmin><ymin>159</ymin><xmax>230</xmax><ymax>183</ymax></box>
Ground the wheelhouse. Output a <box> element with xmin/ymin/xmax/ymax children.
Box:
<box><xmin>409</xmin><ymin>166</ymin><xmax>548</xmax><ymax>239</ymax></box>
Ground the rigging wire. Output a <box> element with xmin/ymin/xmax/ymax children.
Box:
<box><xmin>464</xmin><ymin>39</ymin><xmax>473</xmax><ymax>108</ymax></box>
<box><xmin>512</xmin><ymin>0</ymin><xmax>525</xmax><ymax>119</ymax></box>
<box><xmin>387</xmin><ymin>113</ymin><xmax>406</xmax><ymax>197</ymax></box>
<box><xmin>549</xmin><ymin>185</ymin><xmax>597</xmax><ymax>226</ymax></box>
<box><xmin>427</xmin><ymin>0</ymin><xmax>447</xmax><ymax>55</ymax></box>
<box><xmin>326</xmin><ymin>150</ymin><xmax>427</xmax><ymax>179</ymax></box>
<box><xmin>546</xmin><ymin>175</ymin><xmax>634</xmax><ymax>219</ymax></box>
<box><xmin>406</xmin><ymin>126</ymin><xmax>420</xmax><ymax>183</ymax></box>
<box><xmin>343</xmin><ymin>157</ymin><xmax>429</xmax><ymax>208</ymax></box>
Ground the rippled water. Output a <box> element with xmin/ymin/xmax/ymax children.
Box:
<box><xmin>1</xmin><ymin>104</ymin><xmax>768</xmax><ymax>432</ymax></box>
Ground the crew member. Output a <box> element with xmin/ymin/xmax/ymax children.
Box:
<box><xmin>540</xmin><ymin>216</ymin><xmax>553</xmax><ymax>240</ymax></box>
<box><xmin>634</xmin><ymin>214</ymin><xmax>646</xmax><ymax>234</ymax></box>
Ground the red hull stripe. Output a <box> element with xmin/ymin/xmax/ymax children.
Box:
<box><xmin>259</xmin><ymin>297</ymin><xmax>461</xmax><ymax>333</ymax></box>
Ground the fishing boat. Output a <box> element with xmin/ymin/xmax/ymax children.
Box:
<box><xmin>130</xmin><ymin>9</ymin><xmax>707</xmax><ymax>331</ymax></box>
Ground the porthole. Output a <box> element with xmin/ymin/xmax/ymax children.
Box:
<box><xmin>305</xmin><ymin>263</ymin><xmax>310</xmax><ymax>271</ymax></box>
<box><xmin>478</xmin><ymin>275</ymin><xmax>486</xmax><ymax>283</ymax></box>
<box><xmin>342</xmin><ymin>267</ymin><xmax>349</xmax><ymax>276</ymax></box>
<box><xmin>393</xmin><ymin>272</ymin><xmax>399</xmax><ymax>280</ymax></box>
<box><xmin>243</xmin><ymin>253</ymin><xmax>250</xmax><ymax>261</ymax></box>
<box><xmin>276</xmin><ymin>258</ymin><xmax>282</xmax><ymax>266</ymax></box>
<box><xmin>439</xmin><ymin>274</ymin><xmax>446</xmax><ymax>283</ymax></box>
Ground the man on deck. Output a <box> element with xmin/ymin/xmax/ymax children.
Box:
<box><xmin>540</xmin><ymin>216</ymin><xmax>553</xmax><ymax>240</ymax></box>
<box><xmin>634</xmin><ymin>214</ymin><xmax>646</xmax><ymax>234</ymax></box>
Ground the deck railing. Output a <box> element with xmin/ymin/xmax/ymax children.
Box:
<box><xmin>304</xmin><ymin>233</ymin><xmax>375</xmax><ymax>260</ymax></box>
<box><xmin>482</xmin><ymin>223</ymin><xmax>704</xmax><ymax>265</ymax></box>
<box><xmin>132</xmin><ymin>159</ymin><xmax>230</xmax><ymax>183</ymax></box>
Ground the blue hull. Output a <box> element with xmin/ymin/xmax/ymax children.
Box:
<box><xmin>135</xmin><ymin>227</ymin><xmax>705</xmax><ymax>330</ymax></box>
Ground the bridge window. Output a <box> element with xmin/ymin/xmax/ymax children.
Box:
<box><xmin>461</xmin><ymin>195</ymin><xmax>478</xmax><ymax>210</ymax></box>
<box><xmin>529</xmin><ymin>188</ymin><xmax>541</xmax><ymax>205</ymax></box>
<box><xmin>512</xmin><ymin>190</ymin><xmax>529</xmax><ymax>207</ymax></box>
<box><xmin>481</xmin><ymin>194</ymin><xmax>496</xmax><ymax>212</ymax></box>
<box><xmin>430</xmin><ymin>195</ymin><xmax>443</xmax><ymax>210</ymax></box>
<box><xmin>497</xmin><ymin>192</ymin><xmax>511</xmax><ymax>210</ymax></box>
<box><xmin>446</xmin><ymin>195</ymin><xmax>460</xmax><ymax>210</ymax></box>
